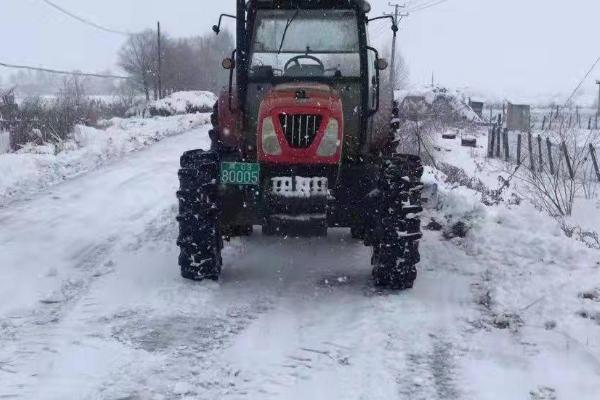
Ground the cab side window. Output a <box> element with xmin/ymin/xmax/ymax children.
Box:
<box><xmin>367</xmin><ymin>48</ymin><xmax>377</xmax><ymax>111</ymax></box>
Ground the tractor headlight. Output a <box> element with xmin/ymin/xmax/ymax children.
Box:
<box><xmin>261</xmin><ymin>117</ymin><xmax>282</xmax><ymax>156</ymax></box>
<box><xmin>317</xmin><ymin>118</ymin><xmax>340</xmax><ymax>157</ymax></box>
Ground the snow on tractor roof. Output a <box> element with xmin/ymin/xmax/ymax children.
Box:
<box><xmin>252</xmin><ymin>0</ymin><xmax>371</xmax><ymax>12</ymax></box>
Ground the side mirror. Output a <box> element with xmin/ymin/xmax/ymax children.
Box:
<box><xmin>375</xmin><ymin>58</ymin><xmax>389</xmax><ymax>71</ymax></box>
<box><xmin>212</xmin><ymin>25</ymin><xmax>220</xmax><ymax>35</ymax></box>
<box><xmin>222</xmin><ymin>58</ymin><xmax>235</xmax><ymax>70</ymax></box>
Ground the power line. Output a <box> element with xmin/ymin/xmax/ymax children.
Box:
<box><xmin>40</xmin><ymin>0</ymin><xmax>130</xmax><ymax>36</ymax></box>
<box><xmin>369</xmin><ymin>24</ymin><xmax>389</xmax><ymax>40</ymax></box>
<box><xmin>405</xmin><ymin>0</ymin><xmax>436</xmax><ymax>9</ymax></box>
<box><xmin>564</xmin><ymin>55</ymin><xmax>600</xmax><ymax>106</ymax></box>
<box><xmin>407</xmin><ymin>0</ymin><xmax>449</xmax><ymax>13</ymax></box>
<box><xmin>0</xmin><ymin>61</ymin><xmax>130</xmax><ymax>80</ymax></box>
<box><xmin>407</xmin><ymin>0</ymin><xmax>448</xmax><ymax>13</ymax></box>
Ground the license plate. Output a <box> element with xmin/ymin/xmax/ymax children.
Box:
<box><xmin>220</xmin><ymin>162</ymin><xmax>260</xmax><ymax>185</ymax></box>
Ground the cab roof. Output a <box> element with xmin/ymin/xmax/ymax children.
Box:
<box><xmin>251</xmin><ymin>0</ymin><xmax>371</xmax><ymax>13</ymax></box>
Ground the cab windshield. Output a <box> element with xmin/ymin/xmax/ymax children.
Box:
<box><xmin>250</xmin><ymin>9</ymin><xmax>360</xmax><ymax>79</ymax></box>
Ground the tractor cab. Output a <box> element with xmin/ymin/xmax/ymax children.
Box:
<box><xmin>215</xmin><ymin>0</ymin><xmax>389</xmax><ymax>164</ymax></box>
<box><xmin>249</xmin><ymin>7</ymin><xmax>362</xmax><ymax>80</ymax></box>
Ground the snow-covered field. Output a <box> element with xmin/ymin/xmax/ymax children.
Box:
<box><xmin>0</xmin><ymin>113</ymin><xmax>210</xmax><ymax>206</ymax></box>
<box><xmin>0</xmin><ymin>118</ymin><xmax>599</xmax><ymax>399</ymax></box>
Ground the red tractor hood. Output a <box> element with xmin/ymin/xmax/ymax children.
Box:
<box><xmin>261</xmin><ymin>83</ymin><xmax>340</xmax><ymax>110</ymax></box>
<box><xmin>257</xmin><ymin>83</ymin><xmax>344</xmax><ymax>165</ymax></box>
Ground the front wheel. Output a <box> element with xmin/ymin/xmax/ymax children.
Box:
<box><xmin>370</xmin><ymin>155</ymin><xmax>424</xmax><ymax>290</ymax></box>
<box><xmin>176</xmin><ymin>150</ymin><xmax>223</xmax><ymax>281</ymax></box>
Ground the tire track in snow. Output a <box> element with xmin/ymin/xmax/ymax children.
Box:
<box><xmin>191</xmin><ymin>223</ymin><xmax>479</xmax><ymax>400</ymax></box>
<box><xmin>0</xmin><ymin>239</ymin><xmax>117</xmax><ymax>399</ymax></box>
<box><xmin>0</xmin><ymin>127</ymin><xmax>213</xmax><ymax>399</ymax></box>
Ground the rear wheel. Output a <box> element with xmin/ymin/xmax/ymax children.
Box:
<box><xmin>350</xmin><ymin>225</ymin><xmax>365</xmax><ymax>240</ymax></box>
<box><xmin>370</xmin><ymin>155</ymin><xmax>424</xmax><ymax>290</ymax></box>
<box><xmin>176</xmin><ymin>150</ymin><xmax>223</xmax><ymax>281</ymax></box>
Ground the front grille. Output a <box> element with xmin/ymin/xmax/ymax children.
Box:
<box><xmin>279</xmin><ymin>114</ymin><xmax>323</xmax><ymax>149</ymax></box>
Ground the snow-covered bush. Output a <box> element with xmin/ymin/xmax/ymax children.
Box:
<box><xmin>130</xmin><ymin>91</ymin><xmax>217</xmax><ymax>118</ymax></box>
<box><xmin>8</xmin><ymin>92</ymin><xmax>133</xmax><ymax>152</ymax></box>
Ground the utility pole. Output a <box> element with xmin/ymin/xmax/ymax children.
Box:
<box><xmin>596</xmin><ymin>80</ymin><xmax>600</xmax><ymax>117</ymax></box>
<box><xmin>157</xmin><ymin>21</ymin><xmax>163</xmax><ymax>99</ymax></box>
<box><xmin>385</xmin><ymin>2</ymin><xmax>408</xmax><ymax>91</ymax></box>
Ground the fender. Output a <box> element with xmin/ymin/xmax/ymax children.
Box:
<box><xmin>216</xmin><ymin>86</ymin><xmax>242</xmax><ymax>149</ymax></box>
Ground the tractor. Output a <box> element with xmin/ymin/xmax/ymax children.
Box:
<box><xmin>176</xmin><ymin>0</ymin><xmax>424</xmax><ymax>289</ymax></box>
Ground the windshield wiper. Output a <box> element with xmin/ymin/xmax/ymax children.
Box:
<box><xmin>277</xmin><ymin>8</ymin><xmax>300</xmax><ymax>54</ymax></box>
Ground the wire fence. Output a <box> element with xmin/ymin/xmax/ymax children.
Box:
<box><xmin>536</xmin><ymin>108</ymin><xmax>599</xmax><ymax>132</ymax></box>
<box><xmin>487</xmin><ymin>125</ymin><xmax>600</xmax><ymax>184</ymax></box>
<box><xmin>0</xmin><ymin>130</ymin><xmax>9</xmax><ymax>154</ymax></box>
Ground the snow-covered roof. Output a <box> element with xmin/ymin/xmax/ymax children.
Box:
<box><xmin>396</xmin><ymin>85</ymin><xmax>483</xmax><ymax>122</ymax></box>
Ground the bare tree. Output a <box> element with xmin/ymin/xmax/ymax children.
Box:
<box><xmin>119</xmin><ymin>29</ymin><xmax>234</xmax><ymax>99</ymax></box>
<box><xmin>118</xmin><ymin>30</ymin><xmax>158</xmax><ymax>101</ymax></box>
<box><xmin>382</xmin><ymin>46</ymin><xmax>410</xmax><ymax>91</ymax></box>
<box><xmin>162</xmin><ymin>30</ymin><xmax>234</xmax><ymax>94</ymax></box>
<box><xmin>393</xmin><ymin>51</ymin><xmax>410</xmax><ymax>91</ymax></box>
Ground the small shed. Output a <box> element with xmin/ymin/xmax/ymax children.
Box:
<box><xmin>468</xmin><ymin>100</ymin><xmax>484</xmax><ymax>118</ymax></box>
<box><xmin>506</xmin><ymin>103</ymin><xmax>531</xmax><ymax>131</ymax></box>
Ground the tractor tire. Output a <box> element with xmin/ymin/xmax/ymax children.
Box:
<box><xmin>261</xmin><ymin>222</ymin><xmax>277</xmax><ymax>236</ymax></box>
<box><xmin>350</xmin><ymin>225</ymin><xmax>365</xmax><ymax>240</ymax></box>
<box><xmin>209</xmin><ymin>101</ymin><xmax>225</xmax><ymax>153</ymax></box>
<box><xmin>176</xmin><ymin>149</ymin><xmax>223</xmax><ymax>281</ymax></box>
<box><xmin>370</xmin><ymin>154</ymin><xmax>424</xmax><ymax>290</ymax></box>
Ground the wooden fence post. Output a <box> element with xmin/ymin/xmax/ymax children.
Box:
<box><xmin>504</xmin><ymin>129</ymin><xmax>510</xmax><ymax>161</ymax></box>
<box><xmin>546</xmin><ymin>138</ymin><xmax>554</xmax><ymax>175</ymax></box>
<box><xmin>562</xmin><ymin>142</ymin><xmax>574</xmax><ymax>180</ymax></box>
<box><xmin>537</xmin><ymin>135</ymin><xmax>543</xmax><ymax>169</ymax></box>
<box><xmin>528</xmin><ymin>132</ymin><xmax>535</xmax><ymax>172</ymax></box>
<box><xmin>496</xmin><ymin>128</ymin><xmax>501</xmax><ymax>158</ymax></box>
<box><xmin>590</xmin><ymin>144</ymin><xmax>600</xmax><ymax>182</ymax></box>
<box><xmin>542</xmin><ymin>115</ymin><xmax>546</xmax><ymax>130</ymax></box>
<box><xmin>488</xmin><ymin>126</ymin><xmax>495</xmax><ymax>158</ymax></box>
<box><xmin>517</xmin><ymin>133</ymin><xmax>522</xmax><ymax>165</ymax></box>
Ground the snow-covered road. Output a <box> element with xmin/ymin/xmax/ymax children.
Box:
<box><xmin>1</xmin><ymin>126</ymin><xmax>599</xmax><ymax>399</ymax></box>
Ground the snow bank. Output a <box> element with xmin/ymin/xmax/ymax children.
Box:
<box><xmin>131</xmin><ymin>91</ymin><xmax>217</xmax><ymax>117</ymax></box>
<box><xmin>424</xmin><ymin>166</ymin><xmax>600</xmax><ymax>369</ymax></box>
<box><xmin>0</xmin><ymin>113</ymin><xmax>210</xmax><ymax>205</ymax></box>
<box><xmin>428</xmin><ymin>119</ymin><xmax>599</xmax><ymax>353</ymax></box>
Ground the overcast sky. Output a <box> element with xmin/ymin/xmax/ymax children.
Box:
<box><xmin>1</xmin><ymin>0</ymin><xmax>599</xmax><ymax>103</ymax></box>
